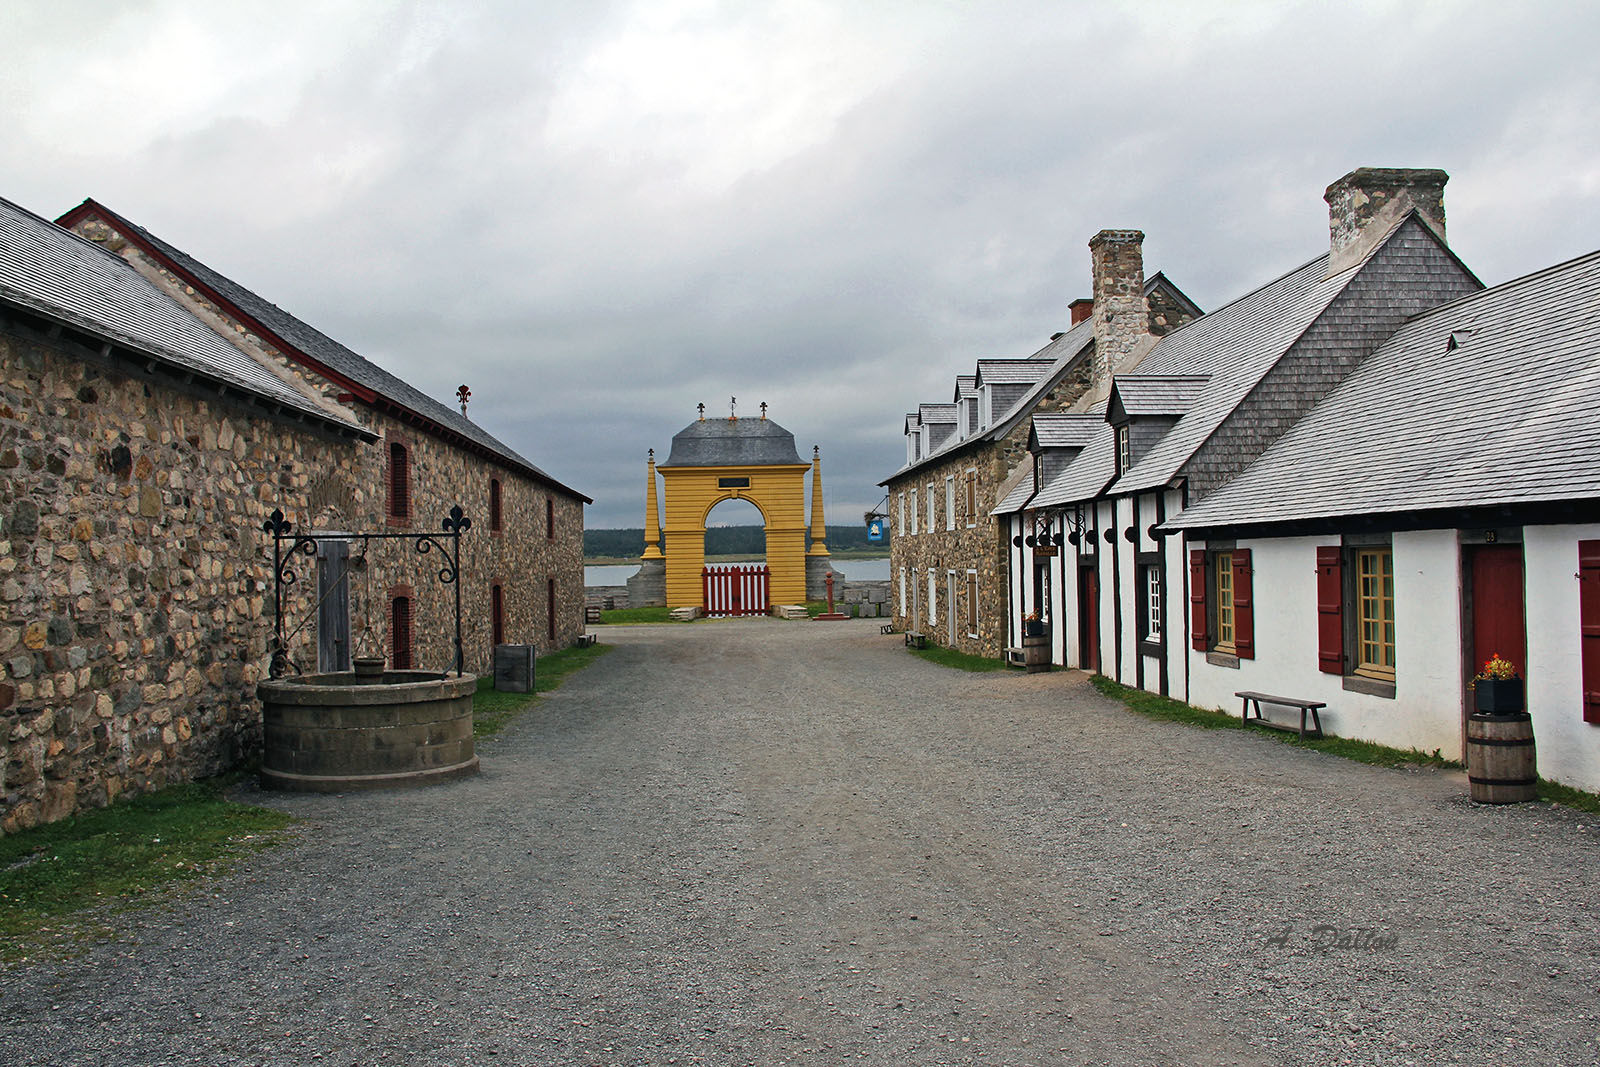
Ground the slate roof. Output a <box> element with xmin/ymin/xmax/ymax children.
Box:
<box><xmin>0</xmin><ymin>197</ymin><xmax>367</xmax><ymax>436</ymax></box>
<box><xmin>953</xmin><ymin>375</ymin><xmax>977</xmax><ymax>401</ymax></box>
<box><xmin>1110</xmin><ymin>375</ymin><xmax>1210</xmax><ymax>416</ymax></box>
<box><xmin>995</xmin><ymin>403</ymin><xmax>1117</xmax><ymax>514</ymax></box>
<box><xmin>661</xmin><ymin>417</ymin><xmax>804</xmax><ymax>467</ymax></box>
<box><xmin>1104</xmin><ymin>252</ymin><xmax>1354</xmax><ymax>495</ymax></box>
<box><xmin>1030</xmin><ymin>413</ymin><xmax>1103</xmax><ymax>449</ymax></box>
<box><xmin>57</xmin><ymin>199</ymin><xmax>588</xmax><ymax>501</ymax></box>
<box><xmin>1166</xmin><ymin>247</ymin><xmax>1600</xmax><ymax>530</ymax></box>
<box><xmin>975</xmin><ymin>359</ymin><xmax>1056</xmax><ymax>386</ymax></box>
<box><xmin>919</xmin><ymin>403</ymin><xmax>958</xmax><ymax>424</ymax></box>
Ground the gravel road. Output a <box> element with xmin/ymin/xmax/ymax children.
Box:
<box><xmin>4</xmin><ymin>618</ymin><xmax>1598</xmax><ymax>1066</ymax></box>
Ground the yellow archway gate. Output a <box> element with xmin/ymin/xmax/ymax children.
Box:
<box><xmin>639</xmin><ymin>404</ymin><xmax>830</xmax><ymax>610</ymax></box>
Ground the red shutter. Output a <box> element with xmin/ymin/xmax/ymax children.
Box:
<box><xmin>1232</xmin><ymin>549</ymin><xmax>1254</xmax><ymax>659</ymax></box>
<box><xmin>1317</xmin><ymin>546</ymin><xmax>1343</xmax><ymax>674</ymax></box>
<box><xmin>1580</xmin><ymin>540</ymin><xmax>1600</xmax><ymax>723</ymax></box>
<box><xmin>1189</xmin><ymin>549</ymin><xmax>1208</xmax><ymax>652</ymax></box>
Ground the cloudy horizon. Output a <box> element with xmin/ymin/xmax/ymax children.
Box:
<box><xmin>4</xmin><ymin>1</ymin><xmax>1597</xmax><ymax>528</ymax></box>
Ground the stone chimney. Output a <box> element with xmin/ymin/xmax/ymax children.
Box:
<box><xmin>1325</xmin><ymin>167</ymin><xmax>1448</xmax><ymax>275</ymax></box>
<box><xmin>1069</xmin><ymin>298</ymin><xmax>1094</xmax><ymax>326</ymax></box>
<box><xmin>1088</xmin><ymin>229</ymin><xmax>1151</xmax><ymax>397</ymax></box>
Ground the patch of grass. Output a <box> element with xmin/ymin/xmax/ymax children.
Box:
<box><xmin>473</xmin><ymin>642</ymin><xmax>611</xmax><ymax>737</ymax></box>
<box><xmin>1090</xmin><ymin>674</ymin><xmax>1460</xmax><ymax>767</ymax></box>
<box><xmin>1539</xmin><ymin>778</ymin><xmax>1600</xmax><ymax>814</ymax></box>
<box><xmin>1090</xmin><ymin>675</ymin><xmax>1244</xmax><ymax>729</ymax></box>
<box><xmin>597</xmin><ymin>606</ymin><xmax>688</xmax><ymax>625</ymax></box>
<box><xmin>911</xmin><ymin>645</ymin><xmax>1008</xmax><ymax>672</ymax></box>
<box><xmin>0</xmin><ymin>774</ymin><xmax>295</xmax><ymax>964</ymax></box>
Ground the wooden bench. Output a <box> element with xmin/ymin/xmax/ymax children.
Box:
<box><xmin>575</xmin><ymin>633</ymin><xmax>598</xmax><ymax>649</ymax></box>
<box><xmin>904</xmin><ymin>632</ymin><xmax>927</xmax><ymax>649</ymax></box>
<box><xmin>1004</xmin><ymin>647</ymin><xmax>1027</xmax><ymax>667</ymax></box>
<box><xmin>584</xmin><ymin>605</ymin><xmax>602</xmax><ymax>624</ymax></box>
<box><xmin>1237</xmin><ymin>691</ymin><xmax>1325</xmax><ymax>739</ymax></box>
<box><xmin>880</xmin><ymin>623</ymin><xmax>895</xmax><ymax>635</ymax></box>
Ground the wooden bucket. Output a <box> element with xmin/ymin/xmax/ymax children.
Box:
<box><xmin>1466</xmin><ymin>712</ymin><xmax>1537</xmax><ymax>804</ymax></box>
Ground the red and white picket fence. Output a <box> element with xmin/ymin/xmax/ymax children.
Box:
<box><xmin>702</xmin><ymin>564</ymin><xmax>770</xmax><ymax>617</ymax></box>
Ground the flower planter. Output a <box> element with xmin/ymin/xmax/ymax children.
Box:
<box><xmin>1024</xmin><ymin>620</ymin><xmax>1046</xmax><ymax>638</ymax></box>
<box><xmin>1474</xmin><ymin>677</ymin><xmax>1524</xmax><ymax>715</ymax></box>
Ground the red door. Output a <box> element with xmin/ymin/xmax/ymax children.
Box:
<box><xmin>1470</xmin><ymin>545</ymin><xmax>1527</xmax><ymax>679</ymax></box>
<box><xmin>1078</xmin><ymin>566</ymin><xmax>1100</xmax><ymax>672</ymax></box>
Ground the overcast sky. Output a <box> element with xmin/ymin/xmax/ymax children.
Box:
<box><xmin>4</xmin><ymin>1</ymin><xmax>1598</xmax><ymax>530</ymax></box>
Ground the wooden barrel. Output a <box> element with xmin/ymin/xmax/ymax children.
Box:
<box><xmin>1466</xmin><ymin>712</ymin><xmax>1537</xmax><ymax>804</ymax></box>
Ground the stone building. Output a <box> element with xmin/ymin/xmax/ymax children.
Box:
<box><xmin>0</xmin><ymin>195</ymin><xmax>587</xmax><ymax>832</ymax></box>
<box><xmin>881</xmin><ymin>251</ymin><xmax>1198</xmax><ymax>657</ymax></box>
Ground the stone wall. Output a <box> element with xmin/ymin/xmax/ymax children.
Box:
<box><xmin>886</xmin><ymin>359</ymin><xmax>1092</xmax><ymax>658</ymax></box>
<box><xmin>0</xmin><ymin>317</ymin><xmax>338</xmax><ymax>831</ymax></box>
<box><xmin>0</xmin><ymin>300</ymin><xmax>584</xmax><ymax>834</ymax></box>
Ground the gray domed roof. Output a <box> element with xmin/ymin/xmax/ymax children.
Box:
<box><xmin>661</xmin><ymin>417</ymin><xmax>804</xmax><ymax>467</ymax></box>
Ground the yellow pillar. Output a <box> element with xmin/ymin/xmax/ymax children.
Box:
<box><xmin>807</xmin><ymin>445</ymin><xmax>830</xmax><ymax>557</ymax></box>
<box><xmin>642</xmin><ymin>449</ymin><xmax>663</xmax><ymax>560</ymax></box>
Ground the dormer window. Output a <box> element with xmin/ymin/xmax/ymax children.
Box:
<box><xmin>1116</xmin><ymin>424</ymin><xmax>1131</xmax><ymax>474</ymax></box>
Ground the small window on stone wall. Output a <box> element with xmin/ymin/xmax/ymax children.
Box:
<box><xmin>547</xmin><ymin>577</ymin><xmax>557</xmax><ymax>641</ymax></box>
<box><xmin>492</xmin><ymin>583</ymin><xmax>505</xmax><ymax>647</ymax></box>
<box><xmin>490</xmin><ymin>478</ymin><xmax>503</xmax><ymax>534</ymax></box>
<box><xmin>387</xmin><ymin>441</ymin><xmax>411</xmax><ymax>524</ymax></box>
<box><xmin>546</xmin><ymin>498</ymin><xmax>555</xmax><ymax>541</ymax></box>
<box><xmin>391</xmin><ymin>594</ymin><xmax>413</xmax><ymax>669</ymax></box>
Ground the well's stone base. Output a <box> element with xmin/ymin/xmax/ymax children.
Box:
<box><xmin>257</xmin><ymin>671</ymin><xmax>479</xmax><ymax>791</ymax></box>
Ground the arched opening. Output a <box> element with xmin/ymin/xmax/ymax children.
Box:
<box><xmin>702</xmin><ymin>497</ymin><xmax>766</xmax><ymax>565</ymax></box>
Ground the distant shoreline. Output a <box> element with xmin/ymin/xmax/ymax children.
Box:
<box><xmin>584</xmin><ymin>548</ymin><xmax>888</xmax><ymax>566</ymax></box>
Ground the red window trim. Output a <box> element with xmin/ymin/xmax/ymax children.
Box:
<box><xmin>1580</xmin><ymin>540</ymin><xmax>1600</xmax><ymax>724</ymax></box>
<box><xmin>1317</xmin><ymin>546</ymin><xmax>1344</xmax><ymax>674</ymax></box>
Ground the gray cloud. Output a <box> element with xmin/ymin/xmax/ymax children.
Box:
<box><xmin>4</xmin><ymin>0</ymin><xmax>1597</xmax><ymax>527</ymax></box>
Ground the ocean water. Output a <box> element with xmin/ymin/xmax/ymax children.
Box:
<box><xmin>583</xmin><ymin>557</ymin><xmax>890</xmax><ymax>587</ymax></box>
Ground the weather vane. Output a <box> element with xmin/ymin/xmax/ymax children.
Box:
<box><xmin>697</xmin><ymin>402</ymin><xmax>705</xmax><ymax>421</ymax></box>
<box><xmin>729</xmin><ymin>396</ymin><xmax>737</xmax><ymax>421</ymax></box>
<box><xmin>456</xmin><ymin>384</ymin><xmax>471</xmax><ymax>416</ymax></box>
<box><xmin>760</xmin><ymin>402</ymin><xmax>768</xmax><ymax>420</ymax></box>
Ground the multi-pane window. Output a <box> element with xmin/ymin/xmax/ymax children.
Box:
<box><xmin>910</xmin><ymin>489</ymin><xmax>918</xmax><ymax>535</ymax></box>
<box><xmin>1215</xmin><ymin>551</ymin><xmax>1235</xmax><ymax>652</ymax></box>
<box><xmin>965</xmin><ymin>470</ymin><xmax>977</xmax><ymax>527</ymax></box>
<box><xmin>927</xmin><ymin>569</ymin><xmax>937</xmax><ymax>625</ymax></box>
<box><xmin>898</xmin><ymin>492</ymin><xmax>905</xmax><ymax>534</ymax></box>
<box><xmin>927</xmin><ymin>482</ymin><xmax>935</xmax><ymax>532</ymax></box>
<box><xmin>945</xmin><ymin>475</ymin><xmax>956</xmax><ymax>530</ymax></box>
<box><xmin>1116</xmin><ymin>424</ymin><xmax>1131</xmax><ymax>474</ymax></box>
<box><xmin>899</xmin><ymin>567</ymin><xmax>907</xmax><ymax>618</ymax></box>
<box><xmin>1145</xmin><ymin>565</ymin><xmax>1162</xmax><ymax>640</ymax></box>
<box><xmin>1356</xmin><ymin>548</ymin><xmax>1396</xmax><ymax>678</ymax></box>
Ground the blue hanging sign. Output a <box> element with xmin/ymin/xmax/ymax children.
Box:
<box><xmin>866</xmin><ymin>518</ymin><xmax>885</xmax><ymax>543</ymax></box>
